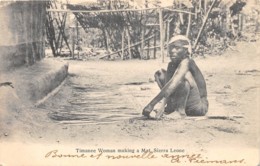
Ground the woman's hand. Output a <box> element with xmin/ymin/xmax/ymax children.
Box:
<box><xmin>142</xmin><ymin>104</ymin><xmax>154</xmax><ymax>117</ymax></box>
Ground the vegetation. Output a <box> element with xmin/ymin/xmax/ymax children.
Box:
<box><xmin>45</xmin><ymin>0</ymin><xmax>260</xmax><ymax>59</ymax></box>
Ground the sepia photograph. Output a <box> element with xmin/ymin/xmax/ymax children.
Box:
<box><xmin>0</xmin><ymin>0</ymin><xmax>259</xmax><ymax>165</ymax></box>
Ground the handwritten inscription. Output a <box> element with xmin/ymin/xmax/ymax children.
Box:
<box><xmin>161</xmin><ymin>153</ymin><xmax>245</xmax><ymax>164</ymax></box>
<box><xmin>45</xmin><ymin>149</ymin><xmax>245</xmax><ymax>164</ymax></box>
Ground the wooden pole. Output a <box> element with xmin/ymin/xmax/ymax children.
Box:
<box><xmin>127</xmin><ymin>28</ymin><xmax>132</xmax><ymax>59</ymax></box>
<box><xmin>147</xmin><ymin>38</ymin><xmax>150</xmax><ymax>59</ymax></box>
<box><xmin>162</xmin><ymin>8</ymin><xmax>195</xmax><ymax>15</ymax></box>
<box><xmin>47</xmin><ymin>7</ymin><xmax>195</xmax><ymax>15</ymax></box>
<box><xmin>204</xmin><ymin>0</ymin><xmax>207</xmax><ymax>14</ymax></box>
<box><xmin>58</xmin><ymin>13</ymin><xmax>71</xmax><ymax>55</ymax></box>
<box><xmin>46</xmin><ymin>11</ymin><xmax>57</xmax><ymax>57</ymax></box>
<box><xmin>143</xmin><ymin>45</ymin><xmax>160</xmax><ymax>50</ymax></box>
<box><xmin>72</xmin><ymin>27</ymin><xmax>75</xmax><ymax>58</ymax></box>
<box><xmin>106</xmin><ymin>29</ymin><xmax>109</xmax><ymax>52</ymax></box>
<box><xmin>153</xmin><ymin>29</ymin><xmax>157</xmax><ymax>59</ymax></box>
<box><xmin>159</xmin><ymin>8</ymin><xmax>164</xmax><ymax>62</ymax></box>
<box><xmin>166</xmin><ymin>19</ymin><xmax>171</xmax><ymax>58</ymax></box>
<box><xmin>76</xmin><ymin>20</ymin><xmax>79</xmax><ymax>59</ymax></box>
<box><xmin>186</xmin><ymin>13</ymin><xmax>191</xmax><ymax>37</ymax></box>
<box><xmin>121</xmin><ymin>28</ymin><xmax>125</xmax><ymax>60</ymax></box>
<box><xmin>141</xmin><ymin>22</ymin><xmax>145</xmax><ymax>59</ymax></box>
<box><xmin>227</xmin><ymin>11</ymin><xmax>231</xmax><ymax>32</ymax></box>
<box><xmin>58</xmin><ymin>13</ymin><xmax>67</xmax><ymax>53</ymax></box>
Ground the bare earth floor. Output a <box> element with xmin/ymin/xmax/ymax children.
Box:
<box><xmin>1</xmin><ymin>41</ymin><xmax>260</xmax><ymax>165</ymax></box>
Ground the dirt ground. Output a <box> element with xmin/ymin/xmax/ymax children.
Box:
<box><xmin>1</xmin><ymin>41</ymin><xmax>260</xmax><ymax>165</ymax></box>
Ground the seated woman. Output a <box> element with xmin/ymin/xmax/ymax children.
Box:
<box><xmin>142</xmin><ymin>35</ymin><xmax>209</xmax><ymax>119</ymax></box>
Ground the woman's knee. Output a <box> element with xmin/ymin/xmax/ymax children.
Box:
<box><xmin>154</xmin><ymin>69</ymin><xmax>166</xmax><ymax>78</ymax></box>
<box><xmin>154</xmin><ymin>69</ymin><xmax>167</xmax><ymax>88</ymax></box>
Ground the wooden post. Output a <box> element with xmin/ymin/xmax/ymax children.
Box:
<box><xmin>159</xmin><ymin>8</ymin><xmax>164</xmax><ymax>62</ymax></box>
<box><xmin>226</xmin><ymin>11</ymin><xmax>231</xmax><ymax>32</ymax></box>
<box><xmin>141</xmin><ymin>23</ymin><xmax>145</xmax><ymax>59</ymax></box>
<box><xmin>121</xmin><ymin>28</ymin><xmax>125</xmax><ymax>60</ymax></box>
<box><xmin>153</xmin><ymin>29</ymin><xmax>157</xmax><ymax>59</ymax></box>
<box><xmin>186</xmin><ymin>13</ymin><xmax>191</xmax><ymax>37</ymax></box>
<box><xmin>58</xmin><ymin>13</ymin><xmax>67</xmax><ymax>53</ymax></box>
<box><xmin>58</xmin><ymin>12</ymin><xmax>71</xmax><ymax>55</ymax></box>
<box><xmin>204</xmin><ymin>0</ymin><xmax>207</xmax><ymax>13</ymax></box>
<box><xmin>127</xmin><ymin>28</ymin><xmax>132</xmax><ymax>59</ymax></box>
<box><xmin>105</xmin><ymin>29</ymin><xmax>110</xmax><ymax>52</ymax></box>
<box><xmin>76</xmin><ymin>20</ymin><xmax>79</xmax><ymax>46</ymax></box>
<box><xmin>76</xmin><ymin>20</ymin><xmax>79</xmax><ymax>59</ymax></box>
<box><xmin>147</xmin><ymin>38</ymin><xmax>150</xmax><ymax>59</ymax></box>
<box><xmin>166</xmin><ymin>19</ymin><xmax>171</xmax><ymax>58</ymax></box>
<box><xmin>72</xmin><ymin>27</ymin><xmax>75</xmax><ymax>59</ymax></box>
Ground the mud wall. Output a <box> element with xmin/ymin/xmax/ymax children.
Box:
<box><xmin>0</xmin><ymin>1</ymin><xmax>46</xmax><ymax>71</ymax></box>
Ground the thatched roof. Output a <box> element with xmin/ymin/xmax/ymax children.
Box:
<box><xmin>67</xmin><ymin>4</ymin><xmax>126</xmax><ymax>29</ymax></box>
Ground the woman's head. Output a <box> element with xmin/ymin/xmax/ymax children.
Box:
<box><xmin>168</xmin><ymin>35</ymin><xmax>192</xmax><ymax>61</ymax></box>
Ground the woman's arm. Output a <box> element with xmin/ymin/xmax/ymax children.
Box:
<box><xmin>142</xmin><ymin>58</ymin><xmax>190</xmax><ymax>116</ymax></box>
<box><xmin>189</xmin><ymin>59</ymin><xmax>207</xmax><ymax>98</ymax></box>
